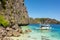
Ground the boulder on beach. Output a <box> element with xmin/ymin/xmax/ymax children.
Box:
<box><xmin>6</xmin><ymin>31</ymin><xmax>13</xmax><ymax>37</ymax></box>
<box><xmin>3</xmin><ymin>37</ymin><xmax>13</xmax><ymax>40</ymax></box>
<box><xmin>12</xmin><ymin>31</ymin><xmax>20</xmax><ymax>37</ymax></box>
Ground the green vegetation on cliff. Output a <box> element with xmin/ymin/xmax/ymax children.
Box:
<box><xmin>0</xmin><ymin>15</ymin><xmax>9</xmax><ymax>27</ymax></box>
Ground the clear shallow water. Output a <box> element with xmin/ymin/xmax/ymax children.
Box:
<box><xmin>22</xmin><ymin>24</ymin><xmax>60</xmax><ymax>40</ymax></box>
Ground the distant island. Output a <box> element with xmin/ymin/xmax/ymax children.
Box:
<box><xmin>29</xmin><ymin>18</ymin><xmax>60</xmax><ymax>24</ymax></box>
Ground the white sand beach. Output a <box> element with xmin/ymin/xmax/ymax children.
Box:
<box><xmin>10</xmin><ymin>33</ymin><xmax>38</xmax><ymax>40</ymax></box>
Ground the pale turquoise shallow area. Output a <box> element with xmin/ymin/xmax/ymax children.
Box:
<box><xmin>21</xmin><ymin>24</ymin><xmax>60</xmax><ymax>40</ymax></box>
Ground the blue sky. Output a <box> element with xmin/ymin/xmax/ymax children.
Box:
<box><xmin>24</xmin><ymin>0</ymin><xmax>60</xmax><ymax>20</ymax></box>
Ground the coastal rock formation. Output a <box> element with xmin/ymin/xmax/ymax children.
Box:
<box><xmin>0</xmin><ymin>0</ymin><xmax>29</xmax><ymax>40</ymax></box>
<box><xmin>0</xmin><ymin>25</ymin><xmax>22</xmax><ymax>38</ymax></box>
<box><xmin>0</xmin><ymin>0</ymin><xmax>29</xmax><ymax>26</ymax></box>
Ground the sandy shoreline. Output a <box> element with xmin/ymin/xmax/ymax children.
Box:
<box><xmin>5</xmin><ymin>26</ymin><xmax>60</xmax><ymax>40</ymax></box>
<box><xmin>9</xmin><ymin>33</ymin><xmax>36</xmax><ymax>40</ymax></box>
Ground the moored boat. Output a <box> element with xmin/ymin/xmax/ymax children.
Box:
<box><xmin>40</xmin><ymin>24</ymin><xmax>51</xmax><ymax>30</ymax></box>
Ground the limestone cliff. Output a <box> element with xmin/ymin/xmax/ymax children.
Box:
<box><xmin>0</xmin><ymin>0</ymin><xmax>29</xmax><ymax>39</ymax></box>
<box><xmin>0</xmin><ymin>0</ymin><xmax>29</xmax><ymax>27</ymax></box>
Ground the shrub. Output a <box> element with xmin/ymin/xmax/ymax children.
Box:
<box><xmin>0</xmin><ymin>15</ymin><xmax>9</xmax><ymax>27</ymax></box>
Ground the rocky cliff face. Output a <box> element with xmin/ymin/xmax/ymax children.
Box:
<box><xmin>0</xmin><ymin>0</ymin><xmax>29</xmax><ymax>26</ymax></box>
<box><xmin>0</xmin><ymin>0</ymin><xmax>29</xmax><ymax>39</ymax></box>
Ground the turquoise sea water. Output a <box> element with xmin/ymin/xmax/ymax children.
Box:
<box><xmin>22</xmin><ymin>24</ymin><xmax>60</xmax><ymax>40</ymax></box>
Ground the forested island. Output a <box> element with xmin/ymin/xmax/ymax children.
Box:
<box><xmin>29</xmin><ymin>18</ymin><xmax>60</xmax><ymax>24</ymax></box>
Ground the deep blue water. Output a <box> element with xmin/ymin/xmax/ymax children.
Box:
<box><xmin>27</xmin><ymin>24</ymin><xmax>60</xmax><ymax>40</ymax></box>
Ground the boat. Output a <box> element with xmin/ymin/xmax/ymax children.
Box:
<box><xmin>40</xmin><ymin>24</ymin><xmax>51</xmax><ymax>30</ymax></box>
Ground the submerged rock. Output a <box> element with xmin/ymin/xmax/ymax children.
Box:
<box><xmin>25</xmin><ymin>29</ymin><xmax>32</xmax><ymax>33</ymax></box>
<box><xmin>41</xmin><ymin>36</ymin><xmax>50</xmax><ymax>40</ymax></box>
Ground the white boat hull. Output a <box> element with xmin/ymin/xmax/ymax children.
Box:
<box><xmin>40</xmin><ymin>27</ymin><xmax>51</xmax><ymax>30</ymax></box>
